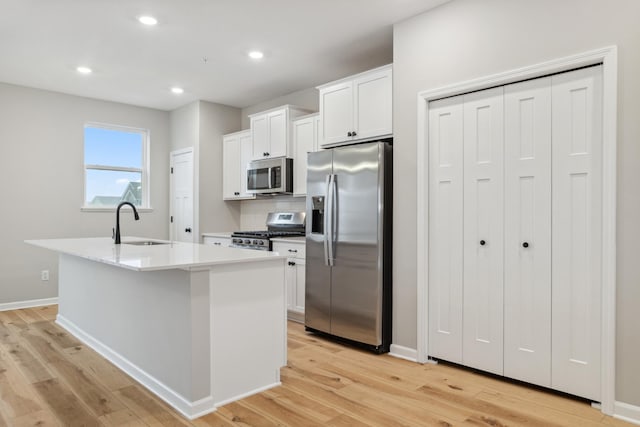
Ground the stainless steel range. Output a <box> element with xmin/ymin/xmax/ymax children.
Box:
<box><xmin>231</xmin><ymin>212</ymin><xmax>305</xmax><ymax>251</ymax></box>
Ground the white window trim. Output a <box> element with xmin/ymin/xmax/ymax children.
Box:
<box><xmin>82</xmin><ymin>122</ymin><xmax>152</xmax><ymax>211</ymax></box>
<box><xmin>415</xmin><ymin>46</ymin><xmax>617</xmax><ymax>415</ymax></box>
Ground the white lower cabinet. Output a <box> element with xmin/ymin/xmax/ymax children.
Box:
<box><xmin>427</xmin><ymin>66</ymin><xmax>603</xmax><ymax>401</ymax></box>
<box><xmin>202</xmin><ymin>236</ymin><xmax>232</xmax><ymax>247</ymax></box>
<box><xmin>273</xmin><ymin>240</ymin><xmax>306</xmax><ymax>322</ymax></box>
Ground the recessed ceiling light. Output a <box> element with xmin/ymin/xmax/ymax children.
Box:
<box><xmin>248</xmin><ymin>51</ymin><xmax>264</xmax><ymax>60</ymax></box>
<box><xmin>76</xmin><ymin>66</ymin><xmax>92</xmax><ymax>74</ymax></box>
<box><xmin>138</xmin><ymin>15</ymin><xmax>158</xmax><ymax>26</ymax></box>
<box><xmin>171</xmin><ymin>87</ymin><xmax>184</xmax><ymax>94</ymax></box>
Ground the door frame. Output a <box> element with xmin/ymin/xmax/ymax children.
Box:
<box><xmin>169</xmin><ymin>147</ymin><xmax>196</xmax><ymax>242</ymax></box>
<box><xmin>416</xmin><ymin>46</ymin><xmax>618</xmax><ymax>414</ymax></box>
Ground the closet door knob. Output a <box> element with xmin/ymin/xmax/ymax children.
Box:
<box><xmin>522</xmin><ymin>242</ymin><xmax>529</xmax><ymax>248</ymax></box>
<box><xmin>480</xmin><ymin>240</ymin><xmax>486</xmax><ymax>246</ymax></box>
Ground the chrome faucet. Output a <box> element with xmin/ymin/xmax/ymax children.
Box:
<box><xmin>113</xmin><ymin>202</ymin><xmax>140</xmax><ymax>244</ymax></box>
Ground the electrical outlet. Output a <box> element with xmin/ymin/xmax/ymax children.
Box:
<box><xmin>41</xmin><ymin>270</ymin><xmax>49</xmax><ymax>281</ymax></box>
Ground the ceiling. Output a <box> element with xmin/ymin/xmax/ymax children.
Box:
<box><xmin>0</xmin><ymin>0</ymin><xmax>449</xmax><ymax>111</ymax></box>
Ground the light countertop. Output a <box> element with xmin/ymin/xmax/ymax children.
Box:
<box><xmin>26</xmin><ymin>237</ymin><xmax>285</xmax><ymax>272</ymax></box>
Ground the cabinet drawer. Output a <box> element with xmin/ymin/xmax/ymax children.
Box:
<box><xmin>272</xmin><ymin>241</ymin><xmax>305</xmax><ymax>259</ymax></box>
<box><xmin>203</xmin><ymin>236</ymin><xmax>231</xmax><ymax>247</ymax></box>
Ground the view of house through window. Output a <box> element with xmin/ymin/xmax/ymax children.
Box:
<box><xmin>84</xmin><ymin>124</ymin><xmax>148</xmax><ymax>208</ymax></box>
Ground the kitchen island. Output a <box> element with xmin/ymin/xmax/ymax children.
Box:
<box><xmin>25</xmin><ymin>237</ymin><xmax>287</xmax><ymax>419</ymax></box>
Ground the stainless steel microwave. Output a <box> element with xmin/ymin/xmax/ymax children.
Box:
<box><xmin>246</xmin><ymin>157</ymin><xmax>293</xmax><ymax>194</ymax></box>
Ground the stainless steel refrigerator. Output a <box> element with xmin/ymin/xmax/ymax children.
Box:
<box><xmin>305</xmin><ymin>141</ymin><xmax>392</xmax><ymax>353</ymax></box>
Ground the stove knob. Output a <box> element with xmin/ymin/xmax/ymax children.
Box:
<box><xmin>252</xmin><ymin>240</ymin><xmax>258</xmax><ymax>245</ymax></box>
<box><xmin>257</xmin><ymin>240</ymin><xmax>264</xmax><ymax>246</ymax></box>
<box><xmin>244</xmin><ymin>239</ymin><xmax>251</xmax><ymax>244</ymax></box>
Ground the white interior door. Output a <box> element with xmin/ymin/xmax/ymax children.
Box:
<box><xmin>170</xmin><ymin>149</ymin><xmax>194</xmax><ymax>243</ymax></box>
<box><xmin>551</xmin><ymin>66</ymin><xmax>603</xmax><ymax>401</ymax></box>
<box><xmin>462</xmin><ymin>87</ymin><xmax>504</xmax><ymax>375</ymax></box>
<box><xmin>503</xmin><ymin>77</ymin><xmax>552</xmax><ymax>387</ymax></box>
<box><xmin>427</xmin><ymin>95</ymin><xmax>464</xmax><ymax>363</ymax></box>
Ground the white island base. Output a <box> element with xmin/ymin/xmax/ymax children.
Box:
<box><xmin>28</xmin><ymin>238</ymin><xmax>287</xmax><ymax>420</ymax></box>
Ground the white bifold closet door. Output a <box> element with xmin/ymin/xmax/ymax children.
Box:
<box><xmin>551</xmin><ymin>66</ymin><xmax>602</xmax><ymax>401</ymax></box>
<box><xmin>428</xmin><ymin>96</ymin><xmax>464</xmax><ymax>363</ymax></box>
<box><xmin>462</xmin><ymin>87</ymin><xmax>505</xmax><ymax>375</ymax></box>
<box><xmin>503</xmin><ymin>77</ymin><xmax>552</xmax><ymax>387</ymax></box>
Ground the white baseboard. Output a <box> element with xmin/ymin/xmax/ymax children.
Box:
<box><xmin>56</xmin><ymin>314</ymin><xmax>215</xmax><ymax>420</ymax></box>
<box><xmin>0</xmin><ymin>297</ymin><xmax>58</xmax><ymax>312</ymax></box>
<box><xmin>214</xmin><ymin>381</ymin><xmax>281</xmax><ymax>408</ymax></box>
<box><xmin>614</xmin><ymin>401</ymin><xmax>640</xmax><ymax>425</ymax></box>
<box><xmin>389</xmin><ymin>344</ymin><xmax>418</xmax><ymax>362</ymax></box>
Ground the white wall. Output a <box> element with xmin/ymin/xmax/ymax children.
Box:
<box><xmin>392</xmin><ymin>0</ymin><xmax>640</xmax><ymax>406</ymax></box>
<box><xmin>0</xmin><ymin>82</ymin><xmax>170</xmax><ymax>305</ymax></box>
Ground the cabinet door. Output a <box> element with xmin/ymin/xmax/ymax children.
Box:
<box><xmin>293</xmin><ymin>116</ymin><xmax>317</xmax><ymax>196</ymax></box>
<box><xmin>293</xmin><ymin>258</ymin><xmax>305</xmax><ymax>313</ymax></box>
<box><xmin>353</xmin><ymin>67</ymin><xmax>392</xmax><ymax>141</ymax></box>
<box><xmin>462</xmin><ymin>86</ymin><xmax>504</xmax><ymax>375</ymax></box>
<box><xmin>551</xmin><ymin>66</ymin><xmax>602</xmax><ymax>401</ymax></box>
<box><xmin>239</xmin><ymin>132</ymin><xmax>253</xmax><ymax>197</ymax></box>
<box><xmin>427</xmin><ymin>95</ymin><xmax>464</xmax><ymax>363</ymax></box>
<box><xmin>504</xmin><ymin>78</ymin><xmax>552</xmax><ymax>387</ymax></box>
<box><xmin>203</xmin><ymin>236</ymin><xmax>231</xmax><ymax>247</ymax></box>
<box><xmin>251</xmin><ymin>114</ymin><xmax>269</xmax><ymax>160</ymax></box>
<box><xmin>222</xmin><ymin>135</ymin><xmax>241</xmax><ymax>199</ymax></box>
<box><xmin>319</xmin><ymin>81</ymin><xmax>353</xmax><ymax>146</ymax></box>
<box><xmin>267</xmin><ymin>109</ymin><xmax>288</xmax><ymax>158</ymax></box>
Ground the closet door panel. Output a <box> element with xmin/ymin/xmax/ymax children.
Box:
<box><xmin>462</xmin><ymin>87</ymin><xmax>504</xmax><ymax>375</ymax></box>
<box><xmin>428</xmin><ymin>96</ymin><xmax>464</xmax><ymax>362</ymax></box>
<box><xmin>504</xmin><ymin>78</ymin><xmax>552</xmax><ymax>387</ymax></box>
<box><xmin>551</xmin><ymin>66</ymin><xmax>603</xmax><ymax>401</ymax></box>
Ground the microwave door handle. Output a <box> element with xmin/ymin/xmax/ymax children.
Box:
<box><xmin>324</xmin><ymin>175</ymin><xmax>331</xmax><ymax>266</ymax></box>
<box><xmin>267</xmin><ymin>167</ymin><xmax>273</xmax><ymax>189</ymax></box>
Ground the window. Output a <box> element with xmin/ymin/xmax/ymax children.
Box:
<box><xmin>83</xmin><ymin>123</ymin><xmax>150</xmax><ymax>209</ymax></box>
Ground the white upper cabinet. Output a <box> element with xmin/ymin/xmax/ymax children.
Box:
<box><xmin>317</xmin><ymin>64</ymin><xmax>392</xmax><ymax>147</ymax></box>
<box><xmin>222</xmin><ymin>130</ymin><xmax>255</xmax><ymax>200</ymax></box>
<box><xmin>292</xmin><ymin>113</ymin><xmax>320</xmax><ymax>196</ymax></box>
<box><xmin>249</xmin><ymin>105</ymin><xmax>312</xmax><ymax>161</ymax></box>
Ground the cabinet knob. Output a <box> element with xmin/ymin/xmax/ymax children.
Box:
<box><xmin>288</xmin><ymin>249</ymin><xmax>298</xmax><ymax>253</ymax></box>
<box><xmin>347</xmin><ymin>131</ymin><xmax>353</xmax><ymax>137</ymax></box>
<box><xmin>214</xmin><ymin>242</ymin><xmax>221</xmax><ymax>246</ymax></box>
<box><xmin>352</xmin><ymin>131</ymin><xmax>357</xmax><ymax>137</ymax></box>
<box><xmin>288</xmin><ymin>261</ymin><xmax>296</xmax><ymax>266</ymax></box>
<box><xmin>263</xmin><ymin>152</ymin><xmax>267</xmax><ymax>156</ymax></box>
<box><xmin>265</xmin><ymin>152</ymin><xmax>270</xmax><ymax>156</ymax></box>
<box><xmin>522</xmin><ymin>242</ymin><xmax>529</xmax><ymax>248</ymax></box>
<box><xmin>480</xmin><ymin>240</ymin><xmax>486</xmax><ymax>246</ymax></box>
<box><xmin>185</xmin><ymin>228</ymin><xmax>192</xmax><ymax>233</ymax></box>
<box><xmin>234</xmin><ymin>191</ymin><xmax>240</xmax><ymax>196</ymax></box>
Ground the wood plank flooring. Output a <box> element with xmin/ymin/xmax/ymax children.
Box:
<box><xmin>0</xmin><ymin>305</ymin><xmax>631</xmax><ymax>426</ymax></box>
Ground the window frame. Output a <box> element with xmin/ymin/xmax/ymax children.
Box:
<box><xmin>81</xmin><ymin>122</ymin><xmax>152</xmax><ymax>212</ymax></box>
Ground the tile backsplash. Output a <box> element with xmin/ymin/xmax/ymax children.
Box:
<box><xmin>240</xmin><ymin>196</ymin><xmax>306</xmax><ymax>230</ymax></box>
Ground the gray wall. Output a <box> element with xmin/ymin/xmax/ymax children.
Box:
<box><xmin>170</xmin><ymin>101</ymin><xmax>243</xmax><ymax>237</ymax></box>
<box><xmin>392</xmin><ymin>0</ymin><xmax>640</xmax><ymax>406</ymax></box>
<box><xmin>240</xmin><ymin>87</ymin><xmax>319</xmax><ymax>129</ymax></box>
<box><xmin>198</xmin><ymin>101</ymin><xmax>243</xmax><ymax>235</ymax></box>
<box><xmin>0</xmin><ymin>82</ymin><xmax>170</xmax><ymax>304</ymax></box>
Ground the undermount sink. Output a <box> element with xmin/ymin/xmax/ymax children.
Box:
<box><xmin>124</xmin><ymin>241</ymin><xmax>169</xmax><ymax>246</ymax></box>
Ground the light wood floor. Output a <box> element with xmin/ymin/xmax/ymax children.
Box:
<box><xmin>0</xmin><ymin>306</ymin><xmax>631</xmax><ymax>426</ymax></box>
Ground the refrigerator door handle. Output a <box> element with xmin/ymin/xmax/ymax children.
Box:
<box><xmin>327</xmin><ymin>174</ymin><xmax>336</xmax><ymax>266</ymax></box>
<box><xmin>324</xmin><ymin>175</ymin><xmax>331</xmax><ymax>266</ymax></box>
